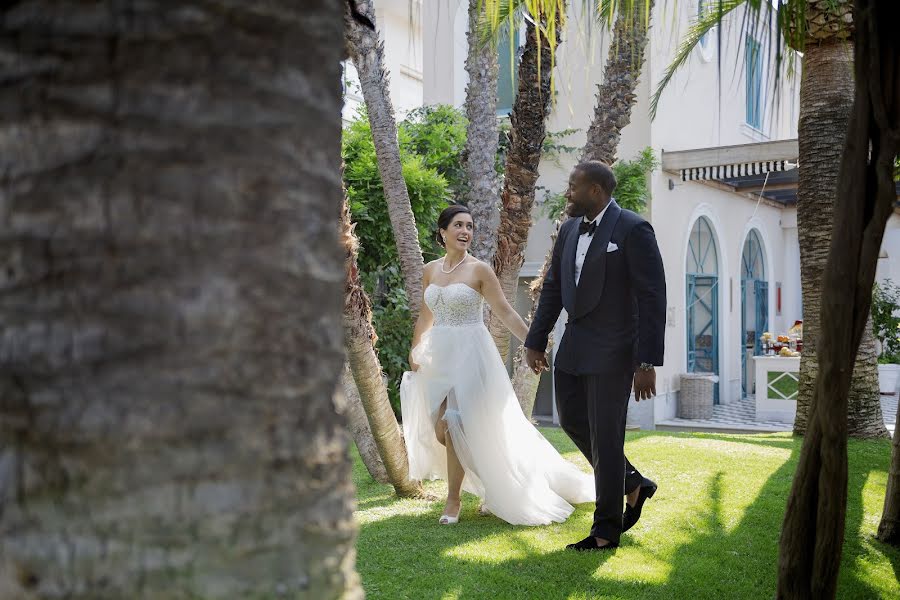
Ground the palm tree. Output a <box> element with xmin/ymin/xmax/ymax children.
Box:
<box><xmin>345</xmin><ymin>0</ymin><xmax>425</xmax><ymax>320</ymax></box>
<box><xmin>338</xmin><ymin>196</ymin><xmax>389</xmax><ymax>484</ymax></box>
<box><xmin>582</xmin><ymin>0</ymin><xmax>655</xmax><ymax>164</ymax></box>
<box><xmin>0</xmin><ymin>1</ymin><xmax>361</xmax><ymax>597</ymax></box>
<box><xmin>336</xmin><ymin>366</ymin><xmax>389</xmax><ymax>483</ymax></box>
<box><xmin>463</xmin><ymin>0</ymin><xmax>502</xmax><ymax>265</ymax></box>
<box><xmin>505</xmin><ymin>0</ymin><xmax>656</xmax><ymax>416</ymax></box>
<box><xmin>482</xmin><ymin>2</ymin><xmax>566</xmax><ymax>362</ymax></box>
<box><xmin>791</xmin><ymin>0</ymin><xmax>886</xmax><ymax>439</ymax></box>
<box><xmin>652</xmin><ymin>0</ymin><xmax>887</xmax><ymax>439</ymax></box>
<box><xmin>777</xmin><ymin>1</ymin><xmax>900</xmax><ymax>594</ymax></box>
<box><xmin>341</xmin><ymin>195</ymin><xmax>424</xmax><ymax>498</ymax></box>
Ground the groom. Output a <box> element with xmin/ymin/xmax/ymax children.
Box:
<box><xmin>525</xmin><ymin>161</ymin><xmax>666</xmax><ymax>551</ymax></box>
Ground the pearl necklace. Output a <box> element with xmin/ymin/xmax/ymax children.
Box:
<box><xmin>441</xmin><ymin>252</ymin><xmax>468</xmax><ymax>274</ymax></box>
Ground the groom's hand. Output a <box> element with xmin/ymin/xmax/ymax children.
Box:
<box><xmin>526</xmin><ymin>348</ymin><xmax>549</xmax><ymax>374</ymax></box>
<box><xmin>633</xmin><ymin>369</ymin><xmax>656</xmax><ymax>401</ymax></box>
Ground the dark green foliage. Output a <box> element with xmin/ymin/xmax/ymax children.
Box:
<box><xmin>342</xmin><ymin>107</ymin><xmax>463</xmax><ymax>413</ymax></box>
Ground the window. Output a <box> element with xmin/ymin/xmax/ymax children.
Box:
<box><xmin>496</xmin><ymin>25</ymin><xmax>519</xmax><ymax>115</ymax></box>
<box><xmin>401</xmin><ymin>0</ymin><xmax>423</xmax><ymax>78</ymax></box>
<box><xmin>745</xmin><ymin>35</ymin><xmax>763</xmax><ymax>130</ymax></box>
<box><xmin>686</xmin><ymin>217</ymin><xmax>721</xmax><ymax>402</ymax></box>
<box><xmin>696</xmin><ymin>1</ymin><xmax>718</xmax><ymax>61</ymax></box>
<box><xmin>698</xmin><ymin>1</ymin><xmax>711</xmax><ymax>51</ymax></box>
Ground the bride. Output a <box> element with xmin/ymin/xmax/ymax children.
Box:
<box><xmin>401</xmin><ymin>205</ymin><xmax>594</xmax><ymax>525</ymax></box>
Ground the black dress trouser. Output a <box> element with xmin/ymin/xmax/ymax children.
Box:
<box><xmin>554</xmin><ymin>367</ymin><xmax>643</xmax><ymax>543</ymax></box>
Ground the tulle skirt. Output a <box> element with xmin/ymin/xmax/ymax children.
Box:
<box><xmin>400</xmin><ymin>323</ymin><xmax>595</xmax><ymax>526</ymax></box>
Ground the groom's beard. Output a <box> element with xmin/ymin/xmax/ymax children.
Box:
<box><xmin>566</xmin><ymin>203</ymin><xmax>586</xmax><ymax>218</ymax></box>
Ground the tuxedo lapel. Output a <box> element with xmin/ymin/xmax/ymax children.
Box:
<box><xmin>561</xmin><ymin>218</ymin><xmax>578</xmax><ymax>313</ymax></box>
<box><xmin>574</xmin><ymin>200</ymin><xmax>621</xmax><ymax>318</ymax></box>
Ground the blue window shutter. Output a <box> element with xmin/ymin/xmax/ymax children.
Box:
<box><xmin>497</xmin><ymin>26</ymin><xmax>519</xmax><ymax>115</ymax></box>
<box><xmin>745</xmin><ymin>36</ymin><xmax>763</xmax><ymax>129</ymax></box>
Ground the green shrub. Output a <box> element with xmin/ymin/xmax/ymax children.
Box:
<box><xmin>540</xmin><ymin>147</ymin><xmax>659</xmax><ymax>219</ymax></box>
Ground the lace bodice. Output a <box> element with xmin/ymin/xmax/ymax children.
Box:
<box><xmin>424</xmin><ymin>283</ymin><xmax>484</xmax><ymax>327</ymax></box>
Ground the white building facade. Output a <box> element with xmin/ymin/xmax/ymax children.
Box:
<box><xmin>358</xmin><ymin>0</ymin><xmax>900</xmax><ymax>427</ymax></box>
<box><xmin>343</xmin><ymin>0</ymin><xmax>425</xmax><ymax>124</ymax></box>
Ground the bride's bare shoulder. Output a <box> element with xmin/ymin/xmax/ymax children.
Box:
<box><xmin>423</xmin><ymin>259</ymin><xmax>442</xmax><ymax>279</ymax></box>
<box><xmin>471</xmin><ymin>258</ymin><xmax>495</xmax><ymax>276</ymax></box>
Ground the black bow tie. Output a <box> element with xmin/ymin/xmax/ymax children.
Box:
<box><xmin>579</xmin><ymin>219</ymin><xmax>598</xmax><ymax>236</ymax></box>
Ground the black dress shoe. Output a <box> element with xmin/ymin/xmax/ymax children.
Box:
<box><xmin>565</xmin><ymin>535</ymin><xmax>619</xmax><ymax>552</ymax></box>
<box><xmin>623</xmin><ymin>477</ymin><xmax>658</xmax><ymax>533</ymax></box>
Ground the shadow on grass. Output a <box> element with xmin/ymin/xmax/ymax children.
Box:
<box><xmin>356</xmin><ymin>434</ymin><xmax>900</xmax><ymax>599</ymax></box>
<box><xmin>627</xmin><ymin>430</ymin><xmax>798</xmax><ymax>451</ymax></box>
<box><xmin>838</xmin><ymin>437</ymin><xmax>899</xmax><ymax>599</ymax></box>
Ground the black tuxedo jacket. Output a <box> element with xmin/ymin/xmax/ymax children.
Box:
<box><xmin>524</xmin><ymin>200</ymin><xmax>666</xmax><ymax>375</ymax></box>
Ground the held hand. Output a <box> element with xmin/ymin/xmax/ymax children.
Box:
<box><xmin>526</xmin><ymin>348</ymin><xmax>550</xmax><ymax>375</ymax></box>
<box><xmin>633</xmin><ymin>368</ymin><xmax>656</xmax><ymax>401</ymax></box>
<box><xmin>409</xmin><ymin>353</ymin><xmax>420</xmax><ymax>373</ymax></box>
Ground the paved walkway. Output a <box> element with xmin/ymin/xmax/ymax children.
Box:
<box><xmin>657</xmin><ymin>393</ymin><xmax>897</xmax><ymax>435</ymax></box>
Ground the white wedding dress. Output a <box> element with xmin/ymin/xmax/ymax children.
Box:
<box><xmin>400</xmin><ymin>282</ymin><xmax>595</xmax><ymax>525</ymax></box>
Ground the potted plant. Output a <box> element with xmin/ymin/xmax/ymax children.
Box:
<box><xmin>872</xmin><ymin>280</ymin><xmax>900</xmax><ymax>394</ymax></box>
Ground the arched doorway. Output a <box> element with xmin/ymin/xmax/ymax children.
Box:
<box><xmin>741</xmin><ymin>230</ymin><xmax>768</xmax><ymax>397</ymax></box>
<box><xmin>686</xmin><ymin>217</ymin><xmax>720</xmax><ymax>402</ymax></box>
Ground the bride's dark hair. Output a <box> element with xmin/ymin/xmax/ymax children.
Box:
<box><xmin>435</xmin><ymin>204</ymin><xmax>473</xmax><ymax>247</ymax></box>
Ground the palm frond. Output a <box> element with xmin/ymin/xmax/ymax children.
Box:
<box><xmin>476</xmin><ymin>0</ymin><xmax>519</xmax><ymax>46</ymax></box>
<box><xmin>650</xmin><ymin>0</ymin><xmax>777</xmax><ymax>120</ymax></box>
<box><xmin>479</xmin><ymin>0</ymin><xmax>567</xmax><ymax>99</ymax></box>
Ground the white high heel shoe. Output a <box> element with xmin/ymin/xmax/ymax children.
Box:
<box><xmin>439</xmin><ymin>505</ymin><xmax>461</xmax><ymax>525</ymax></box>
<box><xmin>439</xmin><ymin>512</ymin><xmax>459</xmax><ymax>525</ymax></box>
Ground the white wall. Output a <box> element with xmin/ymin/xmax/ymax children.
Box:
<box><xmin>650</xmin><ymin>176</ymin><xmax>796</xmax><ymax>408</ymax></box>
<box><xmin>649</xmin><ymin>2</ymin><xmax>800</xmax><ymax>152</ymax></box>
<box><xmin>343</xmin><ymin>0</ymin><xmax>424</xmax><ymax>124</ymax></box>
<box><xmin>422</xmin><ymin>0</ymin><xmax>466</xmax><ymax>106</ymax></box>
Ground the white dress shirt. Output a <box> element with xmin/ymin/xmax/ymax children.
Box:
<box><xmin>574</xmin><ymin>202</ymin><xmax>611</xmax><ymax>286</ymax></box>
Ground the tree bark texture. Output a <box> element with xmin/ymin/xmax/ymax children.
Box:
<box><xmin>794</xmin><ymin>4</ymin><xmax>887</xmax><ymax>438</ymax></box>
<box><xmin>0</xmin><ymin>2</ymin><xmax>361</xmax><ymax>598</ymax></box>
<box><xmin>341</xmin><ymin>191</ymin><xmax>423</xmax><ymax>499</ymax></box>
<box><xmin>777</xmin><ymin>2</ymin><xmax>900</xmax><ymax>597</ymax></box>
<box><xmin>463</xmin><ymin>0</ymin><xmax>502</xmax><ymax>265</ymax></box>
<box><xmin>337</xmin><ymin>193</ymin><xmax>389</xmax><ymax>485</ymax></box>
<box><xmin>487</xmin><ymin>19</ymin><xmax>558</xmax><ymax>362</ymax></box>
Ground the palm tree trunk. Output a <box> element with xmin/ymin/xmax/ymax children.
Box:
<box><xmin>777</xmin><ymin>2</ymin><xmax>900</xmax><ymax>596</ymax></box>
<box><xmin>342</xmin><ymin>196</ymin><xmax>424</xmax><ymax>498</ymax></box>
<box><xmin>511</xmin><ymin>246</ymin><xmax>560</xmax><ymax>418</ymax></box>
<box><xmin>581</xmin><ymin>0</ymin><xmax>654</xmax><ymax>164</ymax></box>
<box><xmin>336</xmin><ymin>364</ymin><xmax>389</xmax><ymax>485</ymax></box>
<box><xmin>877</xmin><ymin>419</ymin><xmax>900</xmax><ymax>545</ymax></box>
<box><xmin>337</xmin><ymin>178</ymin><xmax>388</xmax><ymax>485</ymax></box>
<box><xmin>0</xmin><ymin>1</ymin><xmax>361</xmax><ymax>597</ymax></box>
<box><xmin>463</xmin><ymin>0</ymin><xmax>502</xmax><ymax>265</ymax></box>
<box><xmin>487</xmin><ymin>19</ymin><xmax>560</xmax><ymax>362</ymax></box>
<box><xmin>345</xmin><ymin>0</ymin><xmax>425</xmax><ymax>320</ymax></box>
<box><xmin>794</xmin><ymin>0</ymin><xmax>887</xmax><ymax>440</ymax></box>
<box><xmin>510</xmin><ymin>2</ymin><xmax>653</xmax><ymax>416</ymax></box>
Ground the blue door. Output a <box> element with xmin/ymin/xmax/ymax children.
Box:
<box><xmin>686</xmin><ymin>217</ymin><xmax>720</xmax><ymax>403</ymax></box>
<box><xmin>741</xmin><ymin>230</ymin><xmax>768</xmax><ymax>397</ymax></box>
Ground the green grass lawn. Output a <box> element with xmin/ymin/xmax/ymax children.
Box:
<box><xmin>353</xmin><ymin>429</ymin><xmax>900</xmax><ymax>599</ymax></box>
